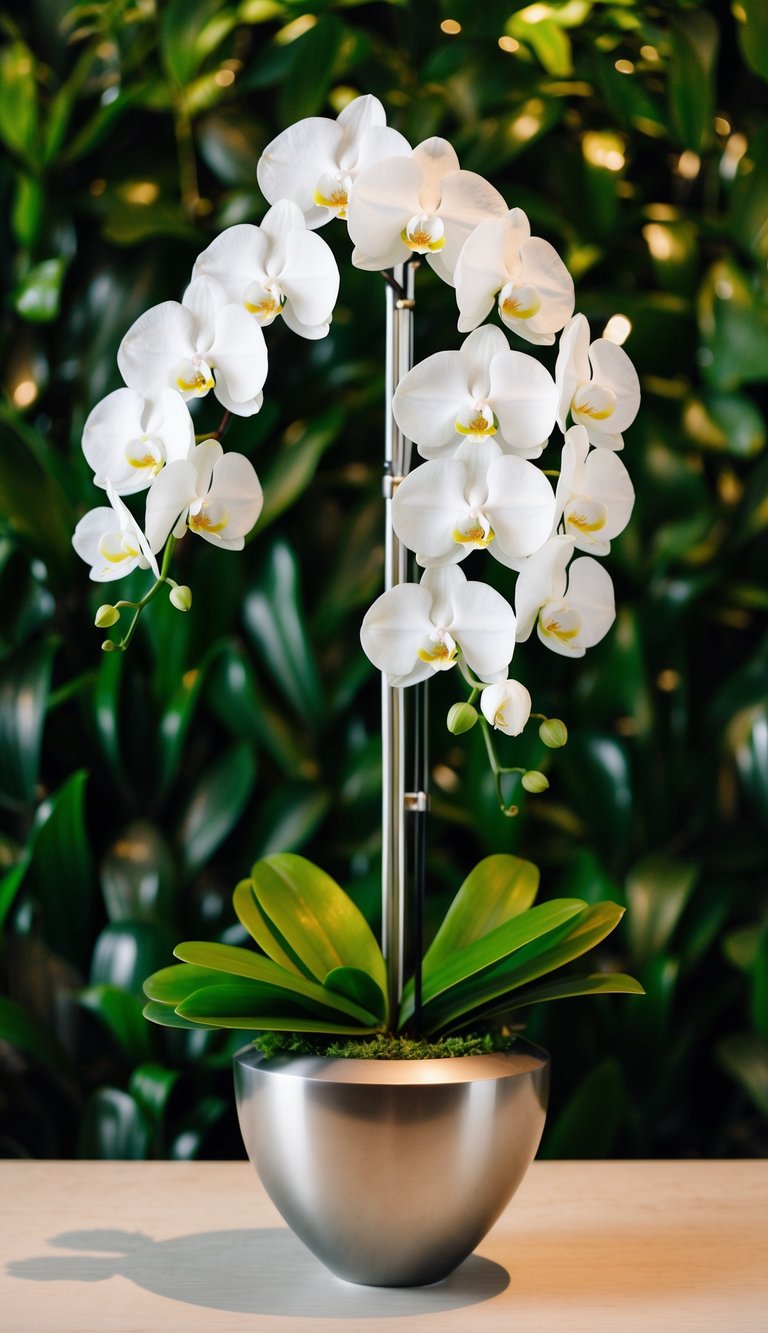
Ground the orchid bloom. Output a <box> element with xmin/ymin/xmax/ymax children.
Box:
<box><xmin>145</xmin><ymin>440</ymin><xmax>263</xmax><ymax>553</ymax></box>
<box><xmin>117</xmin><ymin>276</ymin><xmax>268</xmax><ymax>417</ymax></box>
<box><xmin>554</xmin><ymin>425</ymin><xmax>635</xmax><ymax>555</ymax></box>
<box><xmin>82</xmin><ymin>387</ymin><xmax>194</xmax><ymax>495</ymax></box>
<box><xmin>73</xmin><ymin>482</ymin><xmax>159</xmax><ymax>583</ymax></box>
<box><xmin>257</xmin><ymin>94</ymin><xmax>411</xmax><ymax>229</ymax></box>
<box><xmin>392</xmin><ymin>438</ymin><xmax>555</xmax><ymax>569</ymax></box>
<box><xmin>347</xmin><ymin>138</ymin><xmax>508</xmax><ymax>283</ymax></box>
<box><xmin>515</xmin><ymin>535</ymin><xmax>615</xmax><ymax>657</ymax></box>
<box><xmin>480</xmin><ymin>679</ymin><xmax>532</xmax><ymax>736</ymax></box>
<box><xmin>192</xmin><ymin>204</ymin><xmax>340</xmax><ymax>340</ymax></box>
<box><xmin>393</xmin><ymin>325</ymin><xmax>557</xmax><ymax>461</ymax></box>
<box><xmin>555</xmin><ymin>314</ymin><xmax>640</xmax><ymax>450</ymax></box>
<box><xmin>361</xmin><ymin>565</ymin><xmax>516</xmax><ymax>688</ymax></box>
<box><xmin>454</xmin><ymin>208</ymin><xmax>574</xmax><ymax>344</ymax></box>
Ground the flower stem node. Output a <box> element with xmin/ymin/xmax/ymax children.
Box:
<box><xmin>521</xmin><ymin>770</ymin><xmax>549</xmax><ymax>793</ymax></box>
<box><xmin>94</xmin><ymin>603</ymin><xmax>120</xmax><ymax>628</ymax></box>
<box><xmin>447</xmin><ymin>701</ymin><xmax>478</xmax><ymax>735</ymax></box>
<box><xmin>539</xmin><ymin>717</ymin><xmax>569</xmax><ymax>748</ymax></box>
<box><xmin>169</xmin><ymin>584</ymin><xmax>193</xmax><ymax>612</ymax></box>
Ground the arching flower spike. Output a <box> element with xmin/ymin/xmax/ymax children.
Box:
<box><xmin>361</xmin><ymin>564</ymin><xmax>517</xmax><ymax>688</ymax></box>
<box><xmin>73</xmin><ymin>482</ymin><xmax>159</xmax><ymax>582</ymax></box>
<box><xmin>118</xmin><ymin>276</ymin><xmax>268</xmax><ymax>417</ymax></box>
<box><xmin>145</xmin><ymin>440</ymin><xmax>263</xmax><ymax>553</ymax></box>
<box><xmin>192</xmin><ymin>204</ymin><xmax>340</xmax><ymax>340</ymax></box>
<box><xmin>555</xmin><ymin>314</ymin><xmax>640</xmax><ymax>450</ymax></box>
<box><xmin>515</xmin><ymin>535</ymin><xmax>615</xmax><ymax>657</ymax></box>
<box><xmin>555</xmin><ymin>425</ymin><xmax>635</xmax><ymax>554</ymax></box>
<box><xmin>82</xmin><ymin>387</ymin><xmax>194</xmax><ymax>495</ymax></box>
<box><xmin>480</xmin><ymin>679</ymin><xmax>532</xmax><ymax>736</ymax></box>
<box><xmin>393</xmin><ymin>325</ymin><xmax>557</xmax><ymax>461</ymax></box>
<box><xmin>392</xmin><ymin>439</ymin><xmax>555</xmax><ymax>569</ymax></box>
<box><xmin>348</xmin><ymin>138</ymin><xmax>507</xmax><ymax>283</ymax></box>
<box><xmin>257</xmin><ymin>94</ymin><xmax>411</xmax><ymax>229</ymax></box>
<box><xmin>454</xmin><ymin>208</ymin><xmax>574</xmax><ymax>344</ymax></box>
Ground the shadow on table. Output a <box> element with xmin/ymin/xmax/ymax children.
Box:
<box><xmin>6</xmin><ymin>1227</ymin><xmax>510</xmax><ymax>1318</ymax></box>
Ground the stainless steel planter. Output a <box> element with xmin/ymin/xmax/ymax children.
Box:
<box><xmin>234</xmin><ymin>1041</ymin><xmax>549</xmax><ymax>1287</ymax></box>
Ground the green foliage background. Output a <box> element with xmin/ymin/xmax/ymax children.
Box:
<box><xmin>1</xmin><ymin>0</ymin><xmax>767</xmax><ymax>1160</ymax></box>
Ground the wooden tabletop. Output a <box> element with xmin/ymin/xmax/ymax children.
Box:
<box><xmin>1</xmin><ymin>1160</ymin><xmax>766</xmax><ymax>1332</ymax></box>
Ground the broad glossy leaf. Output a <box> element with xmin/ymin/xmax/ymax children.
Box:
<box><xmin>144</xmin><ymin>962</ymin><xmax>245</xmax><ymax>1004</ymax></box>
<box><xmin>0</xmin><ymin>410</ymin><xmax>75</xmax><ymax>586</ymax></box>
<box><xmin>13</xmin><ymin>259</ymin><xmax>68</xmax><ymax>323</ymax></box>
<box><xmin>0</xmin><ymin>637</ymin><xmax>56</xmax><ymax>806</ymax></box>
<box><xmin>472</xmin><ymin>973</ymin><xmax>645</xmax><ymax>1022</ymax></box>
<box><xmin>626</xmin><ymin>856</ymin><xmax>698</xmax><ymax>965</ymax></box>
<box><xmin>79</xmin><ymin>1088</ymin><xmax>151</xmax><ymax>1160</ymax></box>
<box><xmin>668</xmin><ymin>12</ymin><xmax>718</xmax><ymax>152</ymax></box>
<box><xmin>174</xmin><ymin>940</ymin><xmax>380</xmax><ymax>1025</ymax></box>
<box><xmin>244</xmin><ymin>542</ymin><xmax>324</xmax><ymax>723</ymax></box>
<box><xmin>90</xmin><ymin>922</ymin><xmax>174</xmax><ymax>998</ymax></box>
<box><xmin>169</xmin><ymin>1095</ymin><xmax>228</xmax><ymax>1160</ymax></box>
<box><xmin>78</xmin><ymin>984</ymin><xmax>151</xmax><ymax>1061</ymax></box>
<box><xmin>422</xmin><ymin>855</ymin><xmax>540</xmax><ymax>976</ymax></box>
<box><xmin>324</xmin><ymin>967</ymin><xmax>387</xmax><ymax>1024</ymax></box>
<box><xmin>542</xmin><ymin>1059</ymin><xmax>625</xmax><ymax>1159</ymax></box>
<box><xmin>177</xmin><ymin>742</ymin><xmax>257</xmax><ymax>877</ymax></box>
<box><xmin>277</xmin><ymin>16</ymin><xmax>345</xmax><ymax>125</ymax></box>
<box><xmin>233</xmin><ymin>878</ymin><xmax>304</xmax><ymax>975</ymax></box>
<box><xmin>143</xmin><ymin>1000</ymin><xmax>216</xmax><ymax>1031</ymax></box>
<box><xmin>160</xmin><ymin>0</ymin><xmax>235</xmax><ymax>86</ymax></box>
<box><xmin>23</xmin><ymin>770</ymin><xmax>94</xmax><ymax>971</ymax></box>
<box><xmin>250</xmin><ymin>853</ymin><xmax>387</xmax><ymax>996</ymax></box>
<box><xmin>100</xmin><ymin>821</ymin><xmax>175</xmax><ymax>923</ymax></box>
<box><xmin>129</xmin><ymin>1063</ymin><xmax>180</xmax><ymax>1125</ymax></box>
<box><xmin>177</xmin><ymin>982</ymin><xmax>380</xmax><ymax>1030</ymax></box>
<box><xmin>208</xmin><ymin>646</ymin><xmax>310</xmax><ymax>775</ymax></box>
<box><xmin>258</xmin><ymin>407</ymin><xmax>344</xmax><ymax>530</ymax></box>
<box><xmin>736</xmin><ymin>0</ymin><xmax>768</xmax><ymax>82</ymax></box>
<box><xmin>250</xmin><ymin>783</ymin><xmax>331</xmax><ymax>859</ymax></box>
<box><xmin>0</xmin><ymin>43</ymin><xmax>39</xmax><ymax>161</ymax></box>
<box><xmin>717</xmin><ymin>1033</ymin><xmax>768</xmax><ymax>1117</ymax></box>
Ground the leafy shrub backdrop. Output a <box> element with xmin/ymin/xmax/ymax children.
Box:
<box><xmin>1</xmin><ymin>0</ymin><xmax>767</xmax><ymax>1161</ymax></box>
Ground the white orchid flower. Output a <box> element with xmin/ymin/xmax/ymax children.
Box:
<box><xmin>393</xmin><ymin>325</ymin><xmax>557</xmax><ymax>461</ymax></box>
<box><xmin>454</xmin><ymin>208</ymin><xmax>574</xmax><ymax>344</ymax></box>
<box><xmin>480</xmin><ymin>679</ymin><xmax>532</xmax><ymax>736</ymax></box>
<box><xmin>72</xmin><ymin>482</ymin><xmax>159</xmax><ymax>583</ymax></box>
<box><xmin>82</xmin><ymin>387</ymin><xmax>194</xmax><ymax>495</ymax></box>
<box><xmin>515</xmin><ymin>535</ymin><xmax>615</xmax><ymax>657</ymax></box>
<box><xmin>192</xmin><ymin>204</ymin><xmax>340</xmax><ymax>341</ymax></box>
<box><xmin>348</xmin><ymin>137</ymin><xmax>507</xmax><ymax>283</ymax></box>
<box><xmin>145</xmin><ymin>440</ymin><xmax>263</xmax><ymax>553</ymax></box>
<box><xmin>257</xmin><ymin>94</ymin><xmax>411</xmax><ymax>229</ymax></box>
<box><xmin>361</xmin><ymin>564</ymin><xmax>516</xmax><ymax>688</ymax></box>
<box><xmin>117</xmin><ymin>276</ymin><xmax>268</xmax><ymax>418</ymax></box>
<box><xmin>554</xmin><ymin>425</ymin><xmax>634</xmax><ymax>555</ymax></box>
<box><xmin>555</xmin><ymin>314</ymin><xmax>640</xmax><ymax>450</ymax></box>
<box><xmin>392</xmin><ymin>439</ymin><xmax>555</xmax><ymax>569</ymax></box>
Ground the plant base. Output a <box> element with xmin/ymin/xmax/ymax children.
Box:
<box><xmin>234</xmin><ymin>1039</ymin><xmax>549</xmax><ymax>1287</ymax></box>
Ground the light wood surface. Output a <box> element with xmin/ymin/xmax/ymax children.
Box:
<box><xmin>1</xmin><ymin>1160</ymin><xmax>766</xmax><ymax>1332</ymax></box>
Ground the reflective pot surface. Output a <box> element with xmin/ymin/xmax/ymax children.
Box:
<box><xmin>234</xmin><ymin>1041</ymin><xmax>549</xmax><ymax>1287</ymax></box>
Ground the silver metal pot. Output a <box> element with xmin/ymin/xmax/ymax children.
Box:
<box><xmin>234</xmin><ymin>1040</ymin><xmax>549</xmax><ymax>1287</ymax></box>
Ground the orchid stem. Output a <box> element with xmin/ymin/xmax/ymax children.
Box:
<box><xmin>112</xmin><ymin>537</ymin><xmax>177</xmax><ymax>653</ymax></box>
<box><xmin>480</xmin><ymin>717</ymin><xmax>521</xmax><ymax>818</ymax></box>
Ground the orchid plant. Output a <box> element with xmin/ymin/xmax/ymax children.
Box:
<box><xmin>72</xmin><ymin>94</ymin><xmax>643</xmax><ymax>1043</ymax></box>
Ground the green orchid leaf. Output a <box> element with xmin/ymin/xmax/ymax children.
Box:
<box><xmin>173</xmin><ymin>940</ymin><xmax>380</xmax><ymax>1025</ymax></box>
<box><xmin>324</xmin><ymin>967</ymin><xmax>387</xmax><ymax>1024</ymax></box>
<box><xmin>249</xmin><ymin>853</ymin><xmax>387</xmax><ymax>996</ymax></box>
<box><xmin>448</xmin><ymin>973</ymin><xmax>645</xmax><ymax>1030</ymax></box>
<box><xmin>144</xmin><ymin>962</ymin><xmax>243</xmax><ymax>1005</ymax></box>
<box><xmin>416</xmin><ymin>902</ymin><xmax>627</xmax><ymax>1035</ymax></box>
<box><xmin>142</xmin><ymin>1000</ymin><xmax>217</xmax><ymax>1031</ymax></box>
<box><xmin>177</xmin><ymin>982</ymin><xmax>383</xmax><ymax>1032</ymax></box>
<box><xmin>233</xmin><ymin>877</ymin><xmax>306</xmax><ymax>975</ymax></box>
<box><xmin>422</xmin><ymin>855</ymin><xmax>540</xmax><ymax>977</ymax></box>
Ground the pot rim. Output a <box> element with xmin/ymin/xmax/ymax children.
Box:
<box><xmin>234</xmin><ymin>1036</ymin><xmax>549</xmax><ymax>1086</ymax></box>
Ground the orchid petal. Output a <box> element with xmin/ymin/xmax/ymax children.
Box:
<box><xmin>480</xmin><ymin>679</ymin><xmax>532</xmax><ymax>736</ymax></box>
<box><xmin>393</xmin><ymin>349</ymin><xmax>468</xmax><ymax>456</ymax></box>
<box><xmin>182</xmin><ymin>276</ymin><xmax>229</xmax><ymax>344</ymax></box>
<box><xmin>117</xmin><ymin>302</ymin><xmax>197</xmax><ymax>396</ymax></box>
<box><xmin>515</xmin><ymin>536</ymin><xmax>574</xmax><ymax>641</ymax></box>
<box><xmin>360</xmin><ymin>583</ymin><xmax>435</xmax><ymax>678</ymax></box>
<box><xmin>192</xmin><ymin>224</ymin><xmax>270</xmax><ymax>306</ymax></box>
<box><xmin>258</xmin><ymin>118</ymin><xmax>342</xmax><ymax>218</ymax></box>
<box><xmin>391</xmin><ymin>459</ymin><xmax>468</xmax><ymax>563</ymax></box>
<box><xmin>555</xmin><ymin>313</ymin><xmax>591</xmax><ymax>431</ymax></box>
<box><xmin>448</xmin><ymin>579</ymin><xmax>517</xmax><ymax>680</ymax></box>
<box><xmin>489</xmin><ymin>350</ymin><xmax>558</xmax><ymax>456</ymax></box>
<box><xmin>207</xmin><ymin>451</ymin><xmax>263</xmax><ymax>540</ymax></box>
<box><xmin>566</xmin><ymin>557</ymin><xmax>615</xmax><ymax>648</ymax></box>
<box><xmin>485</xmin><ymin>455</ymin><xmax>556</xmax><ymax>558</ymax></box>
<box><xmin>412</xmin><ymin>137</ymin><xmax>460</xmax><ymax>209</ymax></box>
<box><xmin>355</xmin><ymin>124</ymin><xmax>412</xmax><ymax>173</ymax></box>
<box><xmin>207</xmin><ymin>305</ymin><xmax>268</xmax><ymax>408</ymax></box>
<box><xmin>145</xmin><ymin>459</ymin><xmax>198</xmax><ymax>552</ymax></box>
<box><xmin>278</xmin><ymin>227</ymin><xmax>339</xmax><ymax>333</ymax></box>
<box><xmin>514</xmin><ymin>237</ymin><xmax>575</xmax><ymax>339</ymax></box>
<box><xmin>460</xmin><ymin>325</ymin><xmax>508</xmax><ymax>399</ymax></box>
<box><xmin>433</xmin><ymin>170</ymin><xmax>508</xmax><ymax>280</ymax></box>
<box><xmin>83</xmin><ymin>387</ymin><xmax>195</xmax><ymax>495</ymax></box>
<box><xmin>347</xmin><ymin>154</ymin><xmax>423</xmax><ymax>269</ymax></box>
<box><xmin>455</xmin><ymin>218</ymin><xmax>512</xmax><ymax>332</ymax></box>
<box><xmin>588</xmin><ymin>338</ymin><xmax>641</xmax><ymax>434</ymax></box>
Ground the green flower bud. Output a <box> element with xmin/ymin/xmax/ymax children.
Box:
<box><xmin>539</xmin><ymin>718</ymin><xmax>568</xmax><ymax>748</ymax></box>
<box><xmin>101</xmin><ymin>640</ymin><xmax>118</xmax><ymax>653</ymax></box>
<box><xmin>169</xmin><ymin>585</ymin><xmax>193</xmax><ymax>612</ymax></box>
<box><xmin>522</xmin><ymin>770</ymin><xmax>549</xmax><ymax>793</ymax></box>
<box><xmin>447</xmin><ymin>702</ymin><xmax>478</xmax><ymax>735</ymax></box>
<box><xmin>95</xmin><ymin>604</ymin><xmax>120</xmax><ymax>629</ymax></box>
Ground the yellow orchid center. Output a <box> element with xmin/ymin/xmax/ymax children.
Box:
<box><xmin>453</xmin><ymin>510</ymin><xmax>495</xmax><ymax>549</ymax></box>
<box><xmin>313</xmin><ymin>172</ymin><xmax>352</xmax><ymax>218</ymax></box>
<box><xmin>189</xmin><ymin>503</ymin><xmax>228</xmax><ymax>538</ymax></box>
<box><xmin>244</xmin><ymin>279</ymin><xmax>285</xmax><ymax>324</ymax></box>
<box><xmin>176</xmin><ymin>359</ymin><xmax>214</xmax><ymax>396</ymax></box>
<box><xmin>573</xmin><ymin>383</ymin><xmax>617</xmax><ymax>422</ymax></box>
<box><xmin>564</xmin><ymin>497</ymin><xmax>608</xmax><ymax>537</ymax></box>
<box><xmin>456</xmin><ymin>403</ymin><xmax>498</xmax><ymax>438</ymax></box>
<box><xmin>125</xmin><ymin>435</ymin><xmax>164</xmax><ymax>476</ymax></box>
<box><xmin>417</xmin><ymin>628</ymin><xmax>458</xmax><ymax>670</ymax></box>
<box><xmin>401</xmin><ymin>212</ymin><xmax>446</xmax><ymax>255</ymax></box>
<box><xmin>499</xmin><ymin>280</ymin><xmax>542</xmax><ymax>322</ymax></box>
<box><xmin>538</xmin><ymin>600</ymin><xmax>580</xmax><ymax>644</ymax></box>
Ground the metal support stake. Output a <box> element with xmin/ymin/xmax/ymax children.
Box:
<box><xmin>381</xmin><ymin>262</ymin><xmax>418</xmax><ymax>1023</ymax></box>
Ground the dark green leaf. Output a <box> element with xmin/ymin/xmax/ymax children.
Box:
<box><xmin>22</xmin><ymin>771</ymin><xmax>94</xmax><ymax>971</ymax></box>
<box><xmin>0</xmin><ymin>43</ymin><xmax>39</xmax><ymax>162</ymax></box>
<box><xmin>90</xmin><ymin>922</ymin><xmax>173</xmax><ymax>998</ymax></box>
<box><xmin>324</xmin><ymin>966</ymin><xmax>387</xmax><ymax>1023</ymax></box>
<box><xmin>0</xmin><ymin>637</ymin><xmax>56</xmax><ymax>806</ymax></box>
<box><xmin>160</xmin><ymin>0</ymin><xmax>236</xmax><ymax>86</ymax></box>
<box><xmin>177</xmin><ymin>742</ymin><xmax>257</xmax><ymax>876</ymax></box>
<box><xmin>100</xmin><ymin>821</ymin><xmax>175</xmax><ymax>923</ymax></box>
<box><xmin>626</xmin><ymin>857</ymin><xmax>698</xmax><ymax>965</ymax></box>
<box><xmin>79</xmin><ymin>1088</ymin><xmax>151</xmax><ymax>1159</ymax></box>
<box><xmin>542</xmin><ymin>1060</ymin><xmax>626</xmax><ymax>1158</ymax></box>
<box><xmin>12</xmin><ymin>259</ymin><xmax>68</xmax><ymax>323</ymax></box>
<box><xmin>245</xmin><ymin>541</ymin><xmax>324</xmax><ymax>723</ymax></box>
<box><xmin>422</xmin><ymin>855</ymin><xmax>540</xmax><ymax>976</ymax></box>
<box><xmin>717</xmin><ymin>1033</ymin><xmax>768</xmax><ymax>1117</ymax></box>
<box><xmin>668</xmin><ymin>12</ymin><xmax>718</xmax><ymax>151</ymax></box>
<box><xmin>258</xmin><ymin>407</ymin><xmax>344</xmax><ymax>530</ymax></box>
<box><xmin>78</xmin><ymin>985</ymin><xmax>151</xmax><ymax>1060</ymax></box>
<box><xmin>277</xmin><ymin>17</ymin><xmax>345</xmax><ymax>125</ymax></box>
<box><xmin>0</xmin><ymin>995</ymin><xmax>71</xmax><ymax>1075</ymax></box>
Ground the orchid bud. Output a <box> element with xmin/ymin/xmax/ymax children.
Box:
<box><xmin>101</xmin><ymin>639</ymin><xmax>119</xmax><ymax>653</ymax></box>
<box><xmin>170</xmin><ymin>585</ymin><xmax>192</xmax><ymax>612</ymax></box>
<box><xmin>95</xmin><ymin>604</ymin><xmax>120</xmax><ymax>628</ymax></box>
<box><xmin>447</xmin><ymin>702</ymin><xmax>478</xmax><ymax>735</ymax></box>
<box><xmin>522</xmin><ymin>770</ymin><xmax>549</xmax><ymax>793</ymax></box>
<box><xmin>539</xmin><ymin>718</ymin><xmax>568</xmax><ymax>748</ymax></box>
